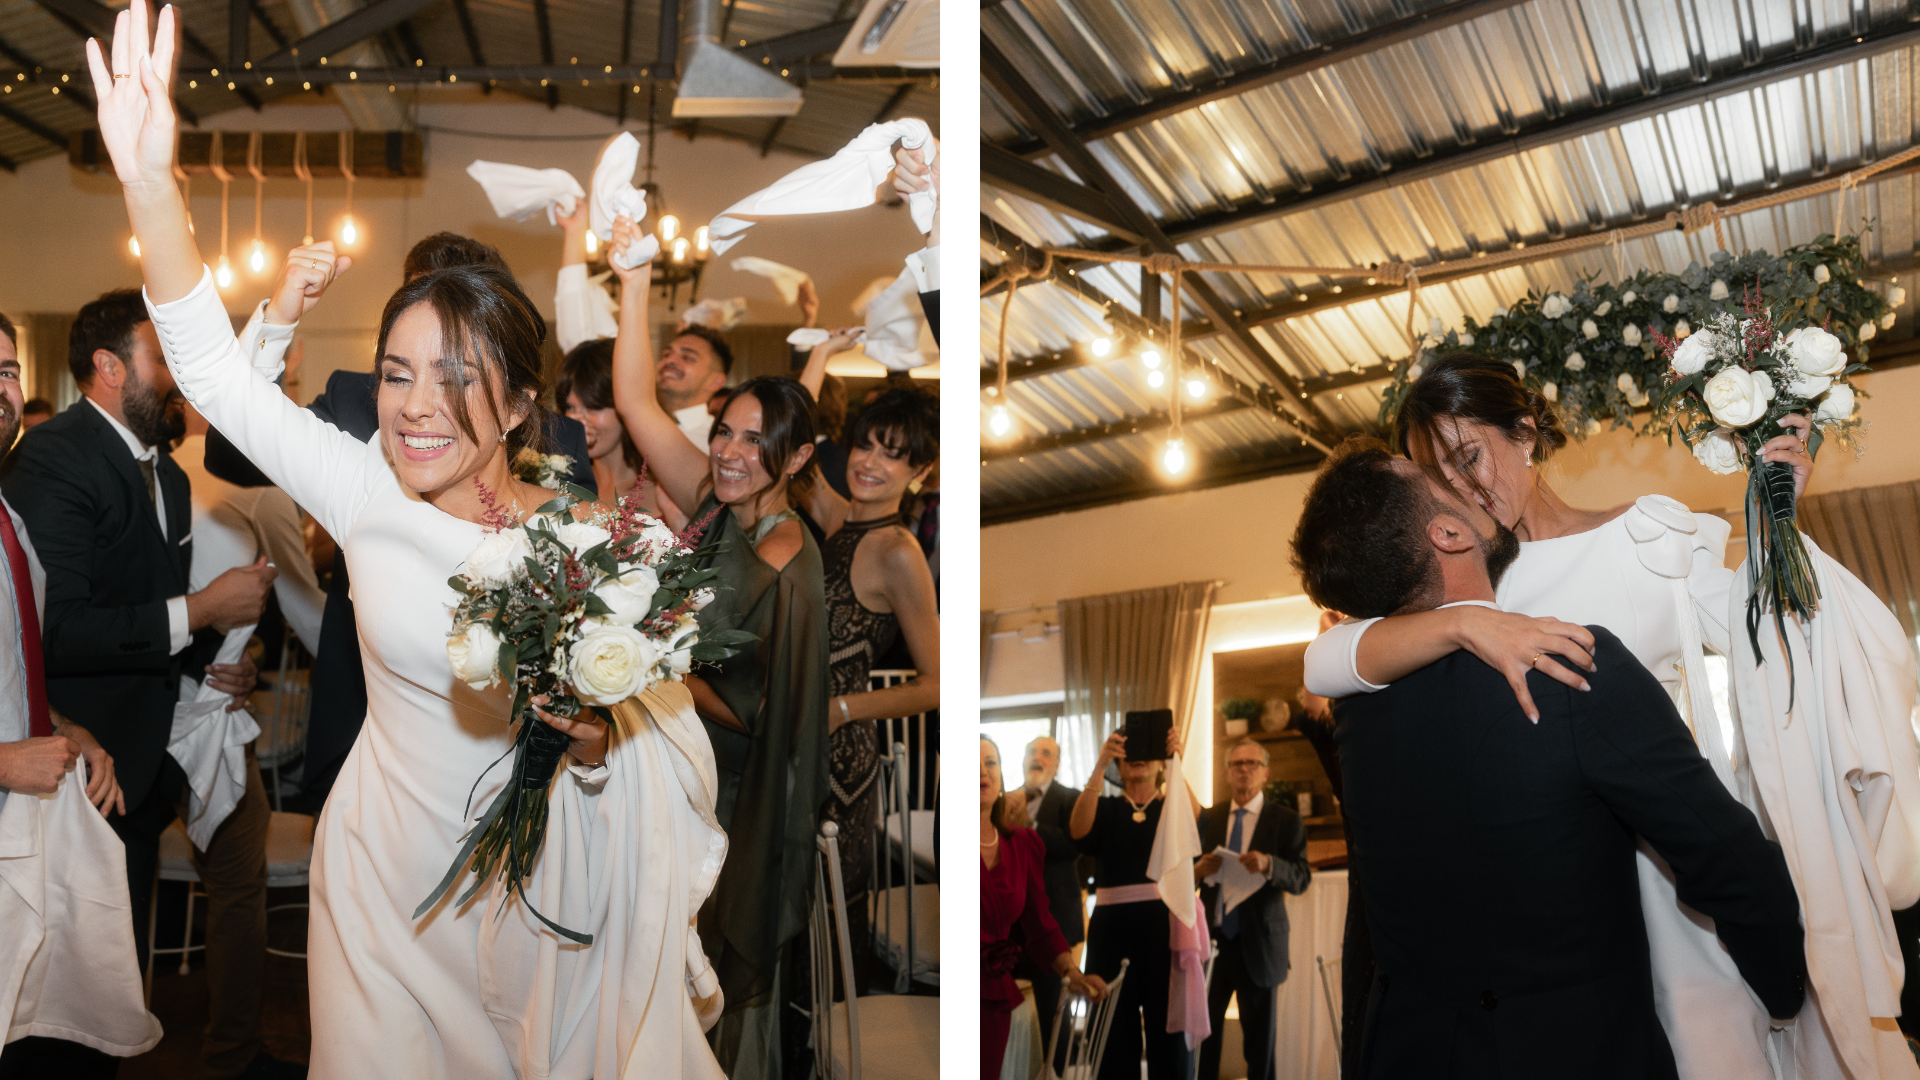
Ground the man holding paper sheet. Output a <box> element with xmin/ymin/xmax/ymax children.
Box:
<box><xmin>1194</xmin><ymin>738</ymin><xmax>1310</xmax><ymax>1080</ymax></box>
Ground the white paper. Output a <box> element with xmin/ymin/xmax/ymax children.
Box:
<box><xmin>466</xmin><ymin>160</ymin><xmax>586</xmax><ymax>225</ymax></box>
<box><xmin>708</xmin><ymin>118</ymin><xmax>936</xmax><ymax>255</ymax></box>
<box><xmin>590</xmin><ymin>133</ymin><xmax>662</xmax><ymax>270</ymax></box>
<box><xmin>166</xmin><ymin>625</ymin><xmax>262</xmax><ymax>849</ymax></box>
<box><xmin>1202</xmin><ymin>845</ymin><xmax>1265</xmax><ymax>916</ymax></box>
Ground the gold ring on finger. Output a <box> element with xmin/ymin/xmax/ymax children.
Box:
<box><xmin>1530</xmin><ymin>653</ymin><xmax>1542</xmax><ymax>669</ymax></box>
<box><xmin>113</xmin><ymin>73</ymin><xmax>131</xmax><ymax>79</ymax></box>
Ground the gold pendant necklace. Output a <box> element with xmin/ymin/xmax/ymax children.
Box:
<box><xmin>1124</xmin><ymin>793</ymin><xmax>1150</xmax><ymax>823</ymax></box>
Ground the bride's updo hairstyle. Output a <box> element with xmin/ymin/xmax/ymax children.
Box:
<box><xmin>376</xmin><ymin>264</ymin><xmax>550</xmax><ymax>455</ymax></box>
<box><xmin>1394</xmin><ymin>351</ymin><xmax>1566</xmax><ymax>497</ymax></box>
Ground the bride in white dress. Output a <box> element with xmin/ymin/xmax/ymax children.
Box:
<box><xmin>87</xmin><ymin>9</ymin><xmax>727</xmax><ymax>1076</ymax></box>
<box><xmin>1304</xmin><ymin>354</ymin><xmax>1920</xmax><ymax>1079</ymax></box>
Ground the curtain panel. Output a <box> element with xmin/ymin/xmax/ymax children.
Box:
<box><xmin>1058</xmin><ymin>581</ymin><xmax>1219</xmax><ymax>787</ymax></box>
<box><xmin>1799</xmin><ymin>480</ymin><xmax>1920</xmax><ymax>666</ymax></box>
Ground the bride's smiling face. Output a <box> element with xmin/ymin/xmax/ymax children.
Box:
<box><xmin>377</xmin><ymin>303</ymin><xmax>526</xmax><ymax>495</ymax></box>
<box><xmin>1424</xmin><ymin>416</ymin><xmax>1538</xmax><ymax>531</ymax></box>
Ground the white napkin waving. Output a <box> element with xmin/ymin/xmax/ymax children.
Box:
<box><xmin>679</xmin><ymin>298</ymin><xmax>749</xmax><ymax>331</ymax></box>
<box><xmin>729</xmin><ymin>257</ymin><xmax>813</xmax><ymax>305</ymax></box>
<box><xmin>591</xmin><ymin>133</ymin><xmax>663</xmax><ymax>271</ymax></box>
<box><xmin>466</xmin><ymin>160</ymin><xmax>587</xmax><ymax>225</ymax></box>
<box><xmin>861</xmin><ymin>267</ymin><xmax>932</xmax><ymax>371</ymax></box>
<box><xmin>1147</xmin><ymin>752</ymin><xmax>1203</xmax><ymax>928</ymax></box>
<box><xmin>786</xmin><ymin>328</ymin><xmax>831</xmax><ymax>348</ymax></box>
<box><xmin>708</xmin><ymin>118</ymin><xmax>937</xmax><ymax>255</ymax></box>
<box><xmin>167</xmin><ymin>626</ymin><xmax>262</xmax><ymax>850</ymax></box>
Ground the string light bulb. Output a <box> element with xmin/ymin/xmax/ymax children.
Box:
<box><xmin>128</xmin><ymin>236</ymin><xmax>140</xmax><ymax>258</ymax></box>
<box><xmin>1146</xmin><ymin>369</ymin><xmax>1165</xmax><ymax>389</ymax></box>
<box><xmin>340</xmin><ymin>214</ymin><xmax>358</xmax><ymax>246</ymax></box>
<box><xmin>988</xmin><ymin>404</ymin><xmax>1012</xmax><ymax>437</ymax></box>
<box><xmin>1091</xmin><ymin>336</ymin><xmax>1112</xmax><ymax>357</ymax></box>
<box><xmin>215</xmin><ymin>255</ymin><xmax>234</xmax><ymax>289</ymax></box>
<box><xmin>1141</xmin><ymin>349</ymin><xmax>1161</xmax><ymax>369</ymax></box>
<box><xmin>584</xmin><ymin>230</ymin><xmax>599</xmax><ymax>255</ymax></box>
<box><xmin>249</xmin><ymin>238</ymin><xmax>267</xmax><ymax>274</ymax></box>
<box><xmin>1186</xmin><ymin>377</ymin><xmax>1207</xmax><ymax>400</ymax></box>
<box><xmin>1163</xmin><ymin>438</ymin><xmax>1188</xmax><ymax>475</ymax></box>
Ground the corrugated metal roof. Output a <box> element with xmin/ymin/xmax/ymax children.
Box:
<box><xmin>982</xmin><ymin>0</ymin><xmax>1920</xmax><ymax>522</ymax></box>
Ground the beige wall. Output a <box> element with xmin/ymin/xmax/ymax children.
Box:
<box><xmin>983</xmin><ymin>362</ymin><xmax>1920</xmax><ymax>615</ymax></box>
<box><xmin>0</xmin><ymin>94</ymin><xmax>931</xmax><ymax>404</ymax></box>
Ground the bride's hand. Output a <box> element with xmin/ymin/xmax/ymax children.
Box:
<box><xmin>1452</xmin><ymin>607</ymin><xmax>1596</xmax><ymax>724</ymax></box>
<box><xmin>1757</xmin><ymin>414</ymin><xmax>1813</xmax><ymax>499</ymax></box>
<box><xmin>86</xmin><ymin>0</ymin><xmax>178</xmax><ymax>188</ymax></box>
<box><xmin>531</xmin><ymin>695</ymin><xmax>610</xmax><ymax>766</ymax></box>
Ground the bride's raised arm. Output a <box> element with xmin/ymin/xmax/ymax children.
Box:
<box><xmin>606</xmin><ymin>217</ymin><xmax>713</xmax><ymax>514</ymax></box>
<box><xmin>91</xmin><ymin>0</ymin><xmax>375</xmax><ymax>542</ymax></box>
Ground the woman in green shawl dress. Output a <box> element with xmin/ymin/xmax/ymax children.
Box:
<box><xmin>607</xmin><ymin>216</ymin><xmax>832</xmax><ymax>1080</ymax></box>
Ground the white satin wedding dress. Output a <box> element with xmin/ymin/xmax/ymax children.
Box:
<box><xmin>1307</xmin><ymin>494</ymin><xmax>1920</xmax><ymax>1080</ymax></box>
<box><xmin>147</xmin><ymin>268</ymin><xmax>729</xmax><ymax>1080</ymax></box>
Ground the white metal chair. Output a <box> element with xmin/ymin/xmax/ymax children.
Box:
<box><xmin>1316</xmin><ymin>954</ymin><xmax>1343</xmax><ymax>1057</ymax></box>
<box><xmin>868</xmin><ymin>669</ymin><xmax>933</xmax><ymax>816</ymax></box>
<box><xmin>809</xmin><ymin>821</ymin><xmax>939</xmax><ymax>1080</ymax></box>
<box><xmin>252</xmin><ymin>627</ymin><xmax>312</xmax><ymax>811</ymax></box>
<box><xmin>1045</xmin><ymin>960</ymin><xmax>1129</xmax><ymax>1080</ymax></box>
<box><xmin>144</xmin><ymin>810</ymin><xmax>314</xmax><ymax>1002</ymax></box>
<box><xmin>872</xmin><ymin>741</ymin><xmax>938</xmax><ymax>991</ymax></box>
<box><xmin>265</xmin><ymin>811</ymin><xmax>315</xmax><ymax>959</ymax></box>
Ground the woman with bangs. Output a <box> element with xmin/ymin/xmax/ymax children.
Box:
<box><xmin>1301</xmin><ymin>351</ymin><xmax>1821</xmax><ymax>1079</ymax></box>
<box><xmin>607</xmin><ymin>215</ymin><xmax>831</xmax><ymax>1079</ymax></box>
<box><xmin>87</xmin><ymin>7</ymin><xmax>727</xmax><ymax>1077</ymax></box>
<box><xmin>796</xmin><ymin>332</ymin><xmax>942</xmax><ymax>984</ymax></box>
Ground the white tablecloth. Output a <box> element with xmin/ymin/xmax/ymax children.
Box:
<box><xmin>1270</xmin><ymin>868</ymin><xmax>1346</xmax><ymax>1080</ymax></box>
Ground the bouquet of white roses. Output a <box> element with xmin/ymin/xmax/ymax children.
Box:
<box><xmin>511</xmin><ymin>446</ymin><xmax>576</xmax><ymax>489</ymax></box>
<box><xmin>415</xmin><ymin>482</ymin><xmax>751</xmax><ymax>943</ymax></box>
<box><xmin>1653</xmin><ymin>287</ymin><xmax>1868</xmax><ymax>703</ymax></box>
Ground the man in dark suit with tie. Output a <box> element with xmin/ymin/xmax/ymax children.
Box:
<box><xmin>1015</xmin><ymin>735</ymin><xmax>1087</xmax><ymax>1055</ymax></box>
<box><xmin>1289</xmin><ymin>439</ymin><xmax>1805</xmax><ymax>1079</ymax></box>
<box><xmin>0</xmin><ymin>289</ymin><xmax>302</xmax><ymax>1079</ymax></box>
<box><xmin>1194</xmin><ymin>739</ymin><xmax>1311</xmax><ymax>1080</ymax></box>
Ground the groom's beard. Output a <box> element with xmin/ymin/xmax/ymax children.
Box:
<box><xmin>1483</xmin><ymin>519</ymin><xmax>1521</xmax><ymax>591</ymax></box>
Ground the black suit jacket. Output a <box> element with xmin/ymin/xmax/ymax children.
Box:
<box><xmin>1029</xmin><ymin>781</ymin><xmax>1086</xmax><ymax>946</ymax></box>
<box><xmin>1337</xmin><ymin>628</ymin><xmax>1805</xmax><ymax>1080</ymax></box>
<box><xmin>0</xmin><ymin>400</ymin><xmax>197</xmax><ymax>809</ymax></box>
<box><xmin>1198</xmin><ymin>797</ymin><xmax>1311</xmax><ymax>986</ymax></box>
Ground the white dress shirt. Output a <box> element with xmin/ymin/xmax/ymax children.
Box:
<box><xmin>904</xmin><ymin>244</ymin><xmax>940</xmax><ymax>295</ymax></box>
<box><xmin>1217</xmin><ymin>789</ymin><xmax>1265</xmax><ymax>924</ymax></box>
<box><xmin>84</xmin><ymin>397</ymin><xmax>191</xmax><ymax>655</ymax></box>
<box><xmin>0</xmin><ymin>497</ymin><xmax>46</xmax><ymax>815</ymax></box>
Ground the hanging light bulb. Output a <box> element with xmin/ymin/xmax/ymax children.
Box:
<box><xmin>1141</xmin><ymin>349</ymin><xmax>1161</xmax><ymax>369</ymax></box>
<box><xmin>988</xmin><ymin>404</ymin><xmax>1012</xmax><ymax>437</ymax></box>
<box><xmin>695</xmin><ymin>225</ymin><xmax>710</xmax><ymax>253</ymax></box>
<box><xmin>584</xmin><ymin>230</ymin><xmax>599</xmax><ymax>255</ymax></box>
<box><xmin>1163</xmin><ymin>438</ymin><xmax>1188</xmax><ymax>475</ymax></box>
<box><xmin>340</xmin><ymin>214</ymin><xmax>358</xmax><ymax>246</ymax></box>
<box><xmin>672</xmin><ymin>237</ymin><xmax>690</xmax><ymax>263</ymax></box>
<box><xmin>658</xmin><ymin>215</ymin><xmax>680</xmax><ymax>243</ymax></box>
<box><xmin>1091</xmin><ymin>336</ymin><xmax>1112</xmax><ymax>357</ymax></box>
<box><xmin>1187</xmin><ymin>377</ymin><xmax>1207</xmax><ymax>400</ymax></box>
<box><xmin>215</xmin><ymin>255</ymin><xmax>234</xmax><ymax>290</ymax></box>
<box><xmin>128</xmin><ymin>236</ymin><xmax>140</xmax><ymax>258</ymax></box>
<box><xmin>249</xmin><ymin>238</ymin><xmax>267</xmax><ymax>274</ymax></box>
<box><xmin>1146</xmin><ymin>369</ymin><xmax>1165</xmax><ymax>389</ymax></box>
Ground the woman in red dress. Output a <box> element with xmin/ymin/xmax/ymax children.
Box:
<box><xmin>981</xmin><ymin>736</ymin><xmax>1106</xmax><ymax>1080</ymax></box>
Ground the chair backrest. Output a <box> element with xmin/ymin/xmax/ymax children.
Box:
<box><xmin>869</xmin><ymin>669</ymin><xmax>934</xmax><ymax>811</ymax></box>
<box><xmin>1316</xmin><ymin>954</ymin><xmax>1343</xmax><ymax>1055</ymax></box>
<box><xmin>810</xmin><ymin>821</ymin><xmax>863</xmax><ymax>1080</ymax></box>
<box><xmin>1047</xmin><ymin>959</ymin><xmax>1129</xmax><ymax>1080</ymax></box>
<box><xmin>873</xmin><ymin>741</ymin><xmax>918</xmax><ymax>993</ymax></box>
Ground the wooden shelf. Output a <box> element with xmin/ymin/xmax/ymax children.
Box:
<box><xmin>1219</xmin><ymin>727</ymin><xmax>1305</xmax><ymax>742</ymax></box>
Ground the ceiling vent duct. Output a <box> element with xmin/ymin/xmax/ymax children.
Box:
<box><xmin>673</xmin><ymin>0</ymin><xmax>803</xmax><ymax>118</ymax></box>
<box><xmin>832</xmin><ymin>0</ymin><xmax>939</xmax><ymax>69</ymax></box>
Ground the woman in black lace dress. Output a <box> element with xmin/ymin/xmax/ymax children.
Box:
<box><xmin>799</xmin><ymin>345</ymin><xmax>941</xmax><ymax>974</ymax></box>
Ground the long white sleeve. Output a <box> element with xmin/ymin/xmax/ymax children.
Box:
<box><xmin>145</xmin><ymin>269</ymin><xmax>383</xmax><ymax>547</ymax></box>
<box><xmin>554</xmin><ymin>264</ymin><xmax>617</xmax><ymax>354</ymax></box>
<box><xmin>234</xmin><ymin>300</ymin><xmax>298</xmax><ymax>382</ymax></box>
<box><xmin>1301</xmin><ymin>617</ymin><xmax>1388</xmax><ymax>698</ymax></box>
<box><xmin>1685</xmin><ymin>512</ymin><xmax>1737</xmax><ymax>657</ymax></box>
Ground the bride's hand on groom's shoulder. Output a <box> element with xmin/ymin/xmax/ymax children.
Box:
<box><xmin>1452</xmin><ymin>607</ymin><xmax>1597</xmax><ymax>724</ymax></box>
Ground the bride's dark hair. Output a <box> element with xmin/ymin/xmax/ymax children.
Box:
<box><xmin>1394</xmin><ymin>352</ymin><xmax>1566</xmax><ymax>504</ymax></box>
<box><xmin>376</xmin><ymin>265</ymin><xmax>550</xmax><ymax>455</ymax></box>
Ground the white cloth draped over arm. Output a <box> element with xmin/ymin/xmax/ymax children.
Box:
<box><xmin>707</xmin><ymin>118</ymin><xmax>936</xmax><ymax>255</ymax></box>
<box><xmin>1301</xmin><ymin>617</ymin><xmax>1386</xmax><ymax>698</ymax></box>
<box><xmin>589</xmin><ymin>134</ymin><xmax>660</xmax><ymax>271</ymax></box>
<box><xmin>144</xmin><ymin>268</ymin><xmax>385</xmax><ymax>546</ymax></box>
<box><xmin>168</xmin><ymin>626</ymin><xmax>262</xmax><ymax>849</ymax></box>
<box><xmin>860</xmin><ymin>267</ymin><xmax>933</xmax><ymax>371</ymax></box>
<box><xmin>555</xmin><ymin>264</ymin><xmax>619</xmax><ymax>354</ymax></box>
<box><xmin>466</xmin><ymin>160</ymin><xmax>586</xmax><ymax>224</ymax></box>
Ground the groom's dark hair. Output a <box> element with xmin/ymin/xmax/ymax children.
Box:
<box><xmin>1290</xmin><ymin>437</ymin><xmax>1441</xmax><ymax>619</ymax></box>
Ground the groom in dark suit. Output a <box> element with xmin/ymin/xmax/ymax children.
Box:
<box><xmin>1288</xmin><ymin>438</ymin><xmax>1805</xmax><ymax>1080</ymax></box>
<box><xmin>1195</xmin><ymin>738</ymin><xmax>1310</xmax><ymax>1080</ymax></box>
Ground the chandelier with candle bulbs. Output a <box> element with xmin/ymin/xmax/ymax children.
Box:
<box><xmin>636</xmin><ymin>91</ymin><xmax>710</xmax><ymax>307</ymax></box>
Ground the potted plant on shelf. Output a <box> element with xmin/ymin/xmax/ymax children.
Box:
<box><xmin>1222</xmin><ymin>698</ymin><xmax>1262</xmax><ymax>737</ymax></box>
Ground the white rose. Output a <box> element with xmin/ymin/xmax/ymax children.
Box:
<box><xmin>1616</xmin><ymin>373</ymin><xmax>1637</xmax><ymax>394</ymax></box>
<box><xmin>1594</xmin><ymin>301</ymin><xmax>1612</xmax><ymax>317</ymax></box>
<box><xmin>1457</xmin><ymin>331</ymin><xmax>1475</xmax><ymax>346</ymax></box>
<box><xmin>1493</xmin><ymin>306</ymin><xmax>1510</xmax><ymax>318</ymax></box>
<box><xmin>1542</xmin><ymin>295</ymin><xmax>1571</xmax><ymax>319</ymax></box>
<box><xmin>1691</xmin><ymin>429</ymin><xmax>1742</xmax><ymax>475</ymax></box>
<box><xmin>1813</xmin><ymin>264</ymin><xmax>1830</xmax><ymax>284</ymax></box>
<box><xmin>1622</xmin><ymin>290</ymin><xmax>1637</xmax><ymax>304</ymax></box>
<box><xmin>1858</xmin><ymin>320</ymin><xmax>1876</xmax><ymax>342</ymax></box>
<box><xmin>1541</xmin><ymin>381</ymin><xmax>1558</xmax><ymax>402</ymax></box>
<box><xmin>1783</xmin><ymin>372</ymin><xmax>1832</xmax><ymax>399</ymax></box>
<box><xmin>1668</xmin><ymin>328</ymin><xmax>1716</xmax><ymax>375</ymax></box>
<box><xmin>1585</xmin><ymin>417</ymin><xmax>1603</xmax><ymax>436</ymax></box>
<box><xmin>1814</xmin><ymin>382</ymin><xmax>1856</xmax><ymax>422</ymax></box>
<box><xmin>1428</xmin><ymin>316</ymin><xmax>1445</xmax><ymax>336</ymax></box>
<box><xmin>447</xmin><ymin>622</ymin><xmax>504</xmax><ymax>691</ymax></box>
<box><xmin>1890</xmin><ymin>285</ymin><xmax>1906</xmax><ymax>306</ymax></box>
<box><xmin>1709</xmin><ymin>279</ymin><xmax>1729</xmax><ymax>301</ymax></box>
<box><xmin>1622</xmin><ymin>324</ymin><xmax>1643</xmax><ymax>347</ymax></box>
<box><xmin>1663</xmin><ymin>294</ymin><xmax>1680</xmax><ymax>313</ymax></box>
<box><xmin>591</xmin><ymin>566</ymin><xmax>660</xmax><ymax>627</ymax></box>
<box><xmin>553</xmin><ymin>518</ymin><xmax>612</xmax><ymax>556</ymax></box>
<box><xmin>567</xmin><ymin>624</ymin><xmax>662</xmax><ymax>706</ymax></box>
<box><xmin>1626</xmin><ymin>388</ymin><xmax>1650</xmax><ymax>408</ymax></box>
<box><xmin>1581</xmin><ymin>319</ymin><xmax>1599</xmax><ymax>340</ymax></box>
<box><xmin>1512</xmin><ymin>361</ymin><xmax>1527</xmax><ymax>379</ymax></box>
<box><xmin>1704</xmin><ymin>367</ymin><xmax>1774</xmax><ymax>427</ymax></box>
<box><xmin>1781</xmin><ymin>326</ymin><xmax>1846</xmax><ymax>376</ymax></box>
<box><xmin>1406</xmin><ymin>364</ymin><xmax>1425</xmax><ymax>381</ymax></box>
<box><xmin>1564</xmin><ymin>352</ymin><xmax>1586</xmax><ymax>372</ymax></box>
<box><xmin>462</xmin><ymin>529</ymin><xmax>533</xmax><ymax>588</ymax></box>
<box><xmin>1674</xmin><ymin>319</ymin><xmax>1691</xmax><ymax>338</ymax></box>
<box><xmin>1881</xmin><ymin>311</ymin><xmax>1896</xmax><ymax>330</ymax></box>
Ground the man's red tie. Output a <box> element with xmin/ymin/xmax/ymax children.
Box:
<box><xmin>0</xmin><ymin>509</ymin><xmax>51</xmax><ymax>738</ymax></box>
